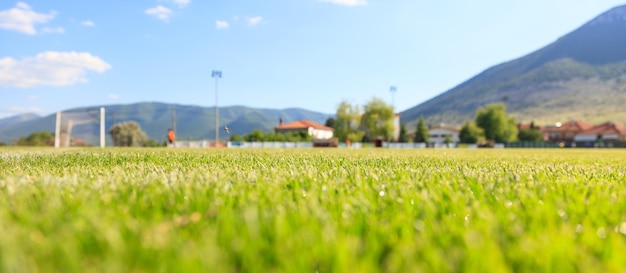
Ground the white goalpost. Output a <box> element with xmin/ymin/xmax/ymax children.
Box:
<box><xmin>55</xmin><ymin>111</ymin><xmax>61</xmax><ymax>148</ymax></box>
<box><xmin>55</xmin><ymin>107</ymin><xmax>106</xmax><ymax>148</ymax></box>
<box><xmin>100</xmin><ymin>107</ymin><xmax>105</xmax><ymax>148</ymax></box>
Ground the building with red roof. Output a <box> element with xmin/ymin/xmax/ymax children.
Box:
<box><xmin>574</xmin><ymin>122</ymin><xmax>626</xmax><ymax>142</ymax></box>
<box><xmin>274</xmin><ymin>118</ymin><xmax>334</xmax><ymax>140</ymax></box>
<box><xmin>541</xmin><ymin>120</ymin><xmax>594</xmax><ymax>142</ymax></box>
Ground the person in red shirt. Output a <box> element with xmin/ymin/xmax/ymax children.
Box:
<box><xmin>167</xmin><ymin>129</ymin><xmax>175</xmax><ymax>144</ymax></box>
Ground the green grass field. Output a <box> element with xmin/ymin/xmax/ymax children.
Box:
<box><xmin>1</xmin><ymin>148</ymin><xmax>626</xmax><ymax>272</ymax></box>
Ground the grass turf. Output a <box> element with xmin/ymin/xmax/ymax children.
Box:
<box><xmin>1</xmin><ymin>148</ymin><xmax>626</xmax><ymax>272</ymax></box>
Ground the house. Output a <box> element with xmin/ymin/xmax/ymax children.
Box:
<box><xmin>274</xmin><ymin>118</ymin><xmax>334</xmax><ymax>140</ymax></box>
<box><xmin>574</xmin><ymin>122</ymin><xmax>626</xmax><ymax>143</ymax></box>
<box><xmin>427</xmin><ymin>125</ymin><xmax>459</xmax><ymax>146</ymax></box>
<box><xmin>541</xmin><ymin>120</ymin><xmax>594</xmax><ymax>142</ymax></box>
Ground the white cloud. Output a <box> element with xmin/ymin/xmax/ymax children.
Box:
<box><xmin>172</xmin><ymin>0</ymin><xmax>190</xmax><ymax>8</ymax></box>
<box><xmin>41</xmin><ymin>26</ymin><xmax>64</xmax><ymax>34</ymax></box>
<box><xmin>320</xmin><ymin>0</ymin><xmax>367</xmax><ymax>7</ymax></box>
<box><xmin>145</xmin><ymin>5</ymin><xmax>172</xmax><ymax>22</ymax></box>
<box><xmin>0</xmin><ymin>51</ymin><xmax>112</xmax><ymax>88</ymax></box>
<box><xmin>215</xmin><ymin>20</ymin><xmax>229</xmax><ymax>29</ymax></box>
<box><xmin>0</xmin><ymin>2</ymin><xmax>56</xmax><ymax>35</ymax></box>
<box><xmin>247</xmin><ymin>16</ymin><xmax>263</xmax><ymax>26</ymax></box>
<box><xmin>108</xmin><ymin>93</ymin><xmax>119</xmax><ymax>100</ymax></box>
<box><xmin>82</xmin><ymin>20</ymin><xmax>95</xmax><ymax>27</ymax></box>
<box><xmin>16</xmin><ymin>2</ymin><xmax>29</xmax><ymax>10</ymax></box>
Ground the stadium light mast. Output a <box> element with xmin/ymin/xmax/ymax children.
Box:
<box><xmin>390</xmin><ymin>86</ymin><xmax>397</xmax><ymax>110</ymax></box>
<box><xmin>212</xmin><ymin>70</ymin><xmax>222</xmax><ymax>146</ymax></box>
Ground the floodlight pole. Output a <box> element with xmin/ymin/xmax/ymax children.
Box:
<box><xmin>390</xmin><ymin>86</ymin><xmax>397</xmax><ymax>110</ymax></box>
<box><xmin>389</xmin><ymin>86</ymin><xmax>398</xmax><ymax>145</ymax></box>
<box><xmin>212</xmin><ymin>70</ymin><xmax>222</xmax><ymax>146</ymax></box>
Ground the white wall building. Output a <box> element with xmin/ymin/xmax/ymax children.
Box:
<box><xmin>428</xmin><ymin>125</ymin><xmax>460</xmax><ymax>146</ymax></box>
<box><xmin>573</xmin><ymin>122</ymin><xmax>625</xmax><ymax>142</ymax></box>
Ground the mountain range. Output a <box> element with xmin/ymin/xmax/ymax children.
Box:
<box><xmin>0</xmin><ymin>102</ymin><xmax>331</xmax><ymax>144</ymax></box>
<box><xmin>400</xmin><ymin>4</ymin><xmax>626</xmax><ymax>127</ymax></box>
<box><xmin>4</xmin><ymin>5</ymin><xmax>626</xmax><ymax>143</ymax></box>
<box><xmin>0</xmin><ymin>113</ymin><xmax>41</xmax><ymax>128</ymax></box>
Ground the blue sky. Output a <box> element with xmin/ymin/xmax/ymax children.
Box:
<box><xmin>1</xmin><ymin>0</ymin><xmax>625</xmax><ymax>119</ymax></box>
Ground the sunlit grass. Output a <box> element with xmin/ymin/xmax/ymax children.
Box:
<box><xmin>1</xmin><ymin>148</ymin><xmax>626</xmax><ymax>272</ymax></box>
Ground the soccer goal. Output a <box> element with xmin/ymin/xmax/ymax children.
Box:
<box><xmin>54</xmin><ymin>107</ymin><xmax>106</xmax><ymax>148</ymax></box>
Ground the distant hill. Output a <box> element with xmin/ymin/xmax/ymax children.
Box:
<box><xmin>0</xmin><ymin>113</ymin><xmax>40</xmax><ymax>128</ymax></box>
<box><xmin>401</xmin><ymin>5</ymin><xmax>626</xmax><ymax>128</ymax></box>
<box><xmin>0</xmin><ymin>102</ymin><xmax>332</xmax><ymax>145</ymax></box>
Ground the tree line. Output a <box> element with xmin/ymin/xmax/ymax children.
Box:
<box><xmin>229</xmin><ymin>130</ymin><xmax>312</xmax><ymax>142</ymax></box>
<box><xmin>7</xmin><ymin>102</ymin><xmax>543</xmax><ymax>147</ymax></box>
<box><xmin>330</xmin><ymin>96</ymin><xmax>446</xmax><ymax>144</ymax></box>
<box><xmin>458</xmin><ymin>103</ymin><xmax>542</xmax><ymax>144</ymax></box>
<box><xmin>329</xmin><ymin>99</ymin><xmax>542</xmax><ymax>144</ymax></box>
<box><xmin>332</xmin><ymin>97</ymin><xmax>396</xmax><ymax>142</ymax></box>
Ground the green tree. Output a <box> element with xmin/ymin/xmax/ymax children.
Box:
<box><xmin>459</xmin><ymin>121</ymin><xmax>485</xmax><ymax>144</ymax></box>
<box><xmin>299</xmin><ymin>131</ymin><xmax>312</xmax><ymax>142</ymax></box>
<box><xmin>518</xmin><ymin>128</ymin><xmax>543</xmax><ymax>142</ymax></box>
<box><xmin>16</xmin><ymin>131</ymin><xmax>55</xmax><ymax>146</ymax></box>
<box><xmin>334</xmin><ymin>100</ymin><xmax>364</xmax><ymax>142</ymax></box>
<box><xmin>444</xmin><ymin>135</ymin><xmax>452</xmax><ymax>146</ymax></box>
<box><xmin>414</xmin><ymin>115</ymin><xmax>429</xmax><ymax>143</ymax></box>
<box><xmin>109</xmin><ymin>121</ymin><xmax>148</xmax><ymax>147</ymax></box>
<box><xmin>324</xmin><ymin>117</ymin><xmax>335</xmax><ymax>128</ymax></box>
<box><xmin>244</xmin><ymin>130</ymin><xmax>265</xmax><ymax>142</ymax></box>
<box><xmin>265</xmin><ymin>132</ymin><xmax>286</xmax><ymax>142</ymax></box>
<box><xmin>285</xmin><ymin>131</ymin><xmax>312</xmax><ymax>142</ymax></box>
<box><xmin>361</xmin><ymin>97</ymin><xmax>394</xmax><ymax>141</ymax></box>
<box><xmin>475</xmin><ymin>103</ymin><xmax>518</xmax><ymax>143</ymax></box>
<box><xmin>505</xmin><ymin>116</ymin><xmax>519</xmax><ymax>142</ymax></box>
<box><xmin>229</xmin><ymin>134</ymin><xmax>244</xmax><ymax>142</ymax></box>
<box><xmin>245</xmin><ymin>130</ymin><xmax>313</xmax><ymax>143</ymax></box>
<box><xmin>264</xmin><ymin>132</ymin><xmax>277</xmax><ymax>141</ymax></box>
<box><xmin>346</xmin><ymin>132</ymin><xmax>363</xmax><ymax>143</ymax></box>
<box><xmin>398</xmin><ymin>123</ymin><xmax>409</xmax><ymax>143</ymax></box>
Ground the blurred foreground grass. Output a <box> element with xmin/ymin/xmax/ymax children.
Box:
<box><xmin>1</xmin><ymin>148</ymin><xmax>626</xmax><ymax>272</ymax></box>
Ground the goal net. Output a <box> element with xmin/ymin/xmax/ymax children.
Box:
<box><xmin>55</xmin><ymin>108</ymin><xmax>106</xmax><ymax>148</ymax></box>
